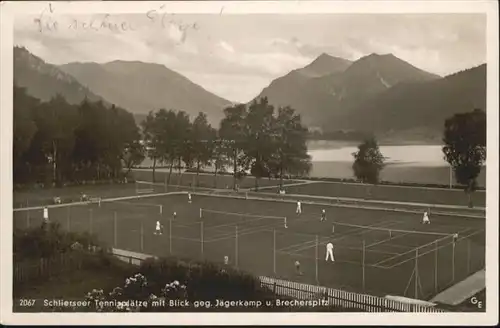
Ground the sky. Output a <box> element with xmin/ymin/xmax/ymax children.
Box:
<box><xmin>14</xmin><ymin>13</ymin><xmax>486</xmax><ymax>103</ymax></box>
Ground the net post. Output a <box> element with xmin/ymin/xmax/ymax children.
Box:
<box><xmin>452</xmin><ymin>238</ymin><xmax>456</xmax><ymax>282</ymax></box>
<box><xmin>362</xmin><ymin>240</ymin><xmax>366</xmax><ymax>291</ymax></box>
<box><xmin>113</xmin><ymin>211</ymin><xmax>117</xmax><ymax>247</ymax></box>
<box><xmin>201</xmin><ymin>221</ymin><xmax>204</xmax><ymax>260</ymax></box>
<box><xmin>67</xmin><ymin>206</ymin><xmax>70</xmax><ymax>232</ymax></box>
<box><xmin>199</xmin><ymin>208</ymin><xmax>202</xmax><ymax>219</ymax></box>
<box><xmin>315</xmin><ymin>235</ymin><xmax>319</xmax><ymax>285</ymax></box>
<box><xmin>140</xmin><ymin>220</ymin><xmax>144</xmax><ymax>252</ymax></box>
<box><xmin>89</xmin><ymin>209</ymin><xmax>93</xmax><ymax>235</ymax></box>
<box><xmin>160</xmin><ymin>205</ymin><xmax>163</xmax><ymax>215</ymax></box>
<box><xmin>273</xmin><ymin>229</ymin><xmax>276</xmax><ymax>275</ymax></box>
<box><xmin>467</xmin><ymin>238</ymin><xmax>471</xmax><ymax>275</ymax></box>
<box><xmin>434</xmin><ymin>240</ymin><xmax>438</xmax><ymax>294</ymax></box>
<box><xmin>235</xmin><ymin>225</ymin><xmax>239</xmax><ymax>269</ymax></box>
<box><xmin>169</xmin><ymin>219</ymin><xmax>172</xmax><ymax>255</ymax></box>
<box><xmin>414</xmin><ymin>248</ymin><xmax>419</xmax><ymax>299</ymax></box>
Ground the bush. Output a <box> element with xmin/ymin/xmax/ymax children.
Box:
<box><xmin>13</xmin><ymin>222</ymin><xmax>104</xmax><ymax>261</ymax></box>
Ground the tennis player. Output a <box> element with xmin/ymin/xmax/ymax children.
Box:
<box><xmin>325</xmin><ymin>242</ymin><xmax>335</xmax><ymax>262</ymax></box>
<box><xmin>296</xmin><ymin>201</ymin><xmax>302</xmax><ymax>215</ymax></box>
<box><xmin>295</xmin><ymin>260</ymin><xmax>303</xmax><ymax>275</ymax></box>
<box><xmin>224</xmin><ymin>255</ymin><xmax>229</xmax><ymax>265</ymax></box>
<box><xmin>422</xmin><ymin>212</ymin><xmax>431</xmax><ymax>224</ymax></box>
<box><xmin>321</xmin><ymin>209</ymin><xmax>326</xmax><ymax>222</ymax></box>
<box><xmin>42</xmin><ymin>206</ymin><xmax>49</xmax><ymax>226</ymax></box>
<box><xmin>154</xmin><ymin>220</ymin><xmax>163</xmax><ymax>235</ymax></box>
<box><xmin>188</xmin><ymin>193</ymin><xmax>192</xmax><ymax>204</ymax></box>
<box><xmin>173</xmin><ymin>212</ymin><xmax>177</xmax><ymax>220</ymax></box>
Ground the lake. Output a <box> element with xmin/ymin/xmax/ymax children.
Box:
<box><xmin>308</xmin><ymin>141</ymin><xmax>447</xmax><ymax>166</ymax></box>
<box><xmin>138</xmin><ymin>141</ymin><xmax>486</xmax><ymax>187</ymax></box>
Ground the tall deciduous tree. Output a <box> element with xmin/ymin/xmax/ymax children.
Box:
<box><xmin>190</xmin><ymin>112</ymin><xmax>216</xmax><ymax>186</ymax></box>
<box><xmin>352</xmin><ymin>137</ymin><xmax>386</xmax><ymax>184</ymax></box>
<box><xmin>173</xmin><ymin>111</ymin><xmax>192</xmax><ymax>185</ymax></box>
<box><xmin>244</xmin><ymin>97</ymin><xmax>276</xmax><ymax>190</ymax></box>
<box><xmin>211</xmin><ymin>136</ymin><xmax>231</xmax><ymax>188</ymax></box>
<box><xmin>219</xmin><ymin>104</ymin><xmax>248</xmax><ymax>190</ymax></box>
<box><xmin>141</xmin><ymin>111</ymin><xmax>162</xmax><ymax>183</ymax></box>
<box><xmin>13</xmin><ymin>85</ymin><xmax>38</xmax><ymax>184</ymax></box>
<box><xmin>122</xmin><ymin>140</ymin><xmax>146</xmax><ymax>178</ymax></box>
<box><xmin>442</xmin><ymin>108</ymin><xmax>486</xmax><ymax>207</ymax></box>
<box><xmin>270</xmin><ymin>106</ymin><xmax>311</xmax><ymax>188</ymax></box>
<box><xmin>34</xmin><ymin>94</ymin><xmax>78</xmax><ymax>185</ymax></box>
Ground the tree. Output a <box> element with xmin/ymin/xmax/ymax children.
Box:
<box><xmin>219</xmin><ymin>104</ymin><xmax>248</xmax><ymax>190</ymax></box>
<box><xmin>352</xmin><ymin>137</ymin><xmax>385</xmax><ymax>184</ymax></box>
<box><xmin>270</xmin><ymin>106</ymin><xmax>311</xmax><ymax>188</ymax></box>
<box><xmin>122</xmin><ymin>140</ymin><xmax>146</xmax><ymax>178</ymax></box>
<box><xmin>189</xmin><ymin>112</ymin><xmax>217</xmax><ymax>186</ymax></box>
<box><xmin>173</xmin><ymin>111</ymin><xmax>192</xmax><ymax>185</ymax></box>
<box><xmin>13</xmin><ymin>85</ymin><xmax>38</xmax><ymax>184</ymax></box>
<box><xmin>32</xmin><ymin>94</ymin><xmax>78</xmax><ymax>186</ymax></box>
<box><xmin>442</xmin><ymin>108</ymin><xmax>486</xmax><ymax>207</ymax></box>
<box><xmin>243</xmin><ymin>98</ymin><xmax>276</xmax><ymax>190</ymax></box>
<box><xmin>211</xmin><ymin>137</ymin><xmax>231</xmax><ymax>188</ymax></box>
<box><xmin>141</xmin><ymin>110</ymin><xmax>167</xmax><ymax>183</ymax></box>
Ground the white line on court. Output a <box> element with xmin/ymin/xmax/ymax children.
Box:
<box><xmin>371</xmin><ymin>227</ymin><xmax>478</xmax><ymax>268</ymax></box>
<box><xmin>280</xmin><ymin>220</ymin><xmax>403</xmax><ymax>254</ymax></box>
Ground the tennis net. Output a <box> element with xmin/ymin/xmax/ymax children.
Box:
<box><xmin>200</xmin><ymin>208</ymin><xmax>286</xmax><ymax>237</ymax></box>
<box><xmin>100</xmin><ymin>200</ymin><xmax>163</xmax><ymax>215</ymax></box>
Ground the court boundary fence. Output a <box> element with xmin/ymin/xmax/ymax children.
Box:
<box><xmin>13</xmin><ymin>186</ymin><xmax>484</xmax><ymax>219</ymax></box>
<box><xmin>110</xmin><ymin>249</ymin><xmax>446</xmax><ymax>312</ymax></box>
<box><xmin>259</xmin><ymin>276</ymin><xmax>446</xmax><ymax>313</ymax></box>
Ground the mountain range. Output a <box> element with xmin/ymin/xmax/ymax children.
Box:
<box><xmin>13</xmin><ymin>46</ymin><xmax>486</xmax><ymax>142</ymax></box>
<box><xmin>59</xmin><ymin>61</ymin><xmax>231</xmax><ymax>126</ymax></box>
<box><xmin>14</xmin><ymin>46</ymin><xmax>107</xmax><ymax>105</ymax></box>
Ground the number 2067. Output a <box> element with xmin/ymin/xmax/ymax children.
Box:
<box><xmin>19</xmin><ymin>299</ymin><xmax>36</xmax><ymax>307</ymax></box>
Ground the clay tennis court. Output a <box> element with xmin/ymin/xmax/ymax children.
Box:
<box><xmin>13</xmin><ymin>189</ymin><xmax>485</xmax><ymax>300</ymax></box>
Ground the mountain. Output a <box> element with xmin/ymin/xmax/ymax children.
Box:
<box><xmin>59</xmin><ymin>61</ymin><xmax>232</xmax><ymax>126</ymax></box>
<box><xmin>13</xmin><ymin>46</ymin><xmax>106</xmax><ymax>105</ymax></box>
<box><xmin>255</xmin><ymin>53</ymin><xmax>440</xmax><ymax>127</ymax></box>
<box><xmin>334</xmin><ymin>64</ymin><xmax>487</xmax><ymax>141</ymax></box>
<box><xmin>254</xmin><ymin>53</ymin><xmax>352</xmax><ymax>125</ymax></box>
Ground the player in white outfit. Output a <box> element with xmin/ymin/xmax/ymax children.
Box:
<box><xmin>42</xmin><ymin>206</ymin><xmax>49</xmax><ymax>227</ymax></box>
<box><xmin>154</xmin><ymin>220</ymin><xmax>163</xmax><ymax>235</ymax></box>
<box><xmin>326</xmin><ymin>242</ymin><xmax>335</xmax><ymax>262</ymax></box>
<box><xmin>224</xmin><ymin>255</ymin><xmax>229</xmax><ymax>265</ymax></box>
<box><xmin>422</xmin><ymin>212</ymin><xmax>431</xmax><ymax>224</ymax></box>
<box><xmin>320</xmin><ymin>209</ymin><xmax>326</xmax><ymax>222</ymax></box>
<box><xmin>296</xmin><ymin>201</ymin><xmax>302</xmax><ymax>215</ymax></box>
<box><xmin>188</xmin><ymin>193</ymin><xmax>192</xmax><ymax>204</ymax></box>
<box><xmin>294</xmin><ymin>260</ymin><xmax>303</xmax><ymax>275</ymax></box>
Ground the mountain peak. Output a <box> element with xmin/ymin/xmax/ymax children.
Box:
<box><xmin>297</xmin><ymin>53</ymin><xmax>352</xmax><ymax>78</ymax></box>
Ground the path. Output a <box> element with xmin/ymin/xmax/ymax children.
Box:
<box><xmin>430</xmin><ymin>269</ymin><xmax>485</xmax><ymax>305</ymax></box>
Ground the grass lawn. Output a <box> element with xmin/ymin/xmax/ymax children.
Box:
<box><xmin>277</xmin><ymin>182</ymin><xmax>486</xmax><ymax>207</ymax></box>
<box><xmin>13</xmin><ymin>183</ymin><xmax>140</xmax><ymax>208</ymax></box>
<box><xmin>131</xmin><ymin>169</ymin><xmax>300</xmax><ymax>190</ymax></box>
<box><xmin>15</xmin><ymin>192</ymin><xmax>485</xmax><ymax>301</ymax></box>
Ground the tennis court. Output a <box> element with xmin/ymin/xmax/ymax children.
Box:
<box><xmin>13</xmin><ymin>190</ymin><xmax>485</xmax><ymax>301</ymax></box>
